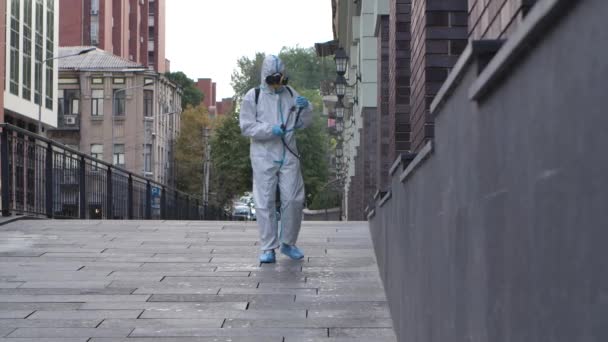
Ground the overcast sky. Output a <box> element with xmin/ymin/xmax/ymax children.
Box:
<box><xmin>166</xmin><ymin>0</ymin><xmax>334</xmax><ymax>100</ymax></box>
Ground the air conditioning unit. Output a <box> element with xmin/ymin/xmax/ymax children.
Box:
<box><xmin>64</xmin><ymin>117</ymin><xmax>76</xmax><ymax>125</ymax></box>
<box><xmin>91</xmin><ymin>9</ymin><xmax>98</xmax><ymax>15</ymax></box>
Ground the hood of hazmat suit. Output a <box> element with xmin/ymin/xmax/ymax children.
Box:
<box><xmin>238</xmin><ymin>54</ymin><xmax>313</xmax><ymax>251</ymax></box>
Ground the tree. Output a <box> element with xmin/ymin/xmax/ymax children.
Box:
<box><xmin>165</xmin><ymin>71</ymin><xmax>204</xmax><ymax>110</ymax></box>
<box><xmin>230</xmin><ymin>52</ymin><xmax>265</xmax><ymax>102</ymax></box>
<box><xmin>209</xmin><ymin>111</ymin><xmax>252</xmax><ymax>207</ymax></box>
<box><xmin>278</xmin><ymin>46</ymin><xmax>334</xmax><ymax>90</ymax></box>
<box><xmin>175</xmin><ymin>105</ymin><xmax>211</xmax><ymax>195</ymax></box>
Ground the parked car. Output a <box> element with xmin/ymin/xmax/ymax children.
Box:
<box><xmin>232</xmin><ymin>204</ymin><xmax>255</xmax><ymax>221</ymax></box>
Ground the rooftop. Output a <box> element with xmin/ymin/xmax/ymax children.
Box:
<box><xmin>59</xmin><ymin>46</ymin><xmax>147</xmax><ymax>72</ymax></box>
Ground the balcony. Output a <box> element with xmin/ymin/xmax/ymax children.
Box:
<box><xmin>57</xmin><ymin>115</ymin><xmax>81</xmax><ymax>131</ymax></box>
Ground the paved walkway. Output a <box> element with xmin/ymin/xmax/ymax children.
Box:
<box><xmin>0</xmin><ymin>220</ymin><xmax>396</xmax><ymax>341</ymax></box>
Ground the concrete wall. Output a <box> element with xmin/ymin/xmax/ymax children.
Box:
<box><xmin>370</xmin><ymin>1</ymin><xmax>608</xmax><ymax>341</ymax></box>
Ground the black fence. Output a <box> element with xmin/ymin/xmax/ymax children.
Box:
<box><xmin>0</xmin><ymin>123</ymin><xmax>229</xmax><ymax>220</ymax></box>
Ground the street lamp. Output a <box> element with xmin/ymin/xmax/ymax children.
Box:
<box><xmin>336</xmin><ymin>121</ymin><xmax>344</xmax><ymax>133</ymax></box>
<box><xmin>335</xmin><ymin>100</ymin><xmax>345</xmax><ymax>119</ymax></box>
<box><xmin>335</xmin><ymin>75</ymin><xmax>347</xmax><ymax>100</ymax></box>
<box><xmin>334</xmin><ymin>47</ymin><xmax>349</xmax><ymax>76</ymax></box>
<box><xmin>38</xmin><ymin>47</ymin><xmax>96</xmax><ymax>133</ymax></box>
<box><xmin>336</xmin><ymin>146</ymin><xmax>343</xmax><ymax>157</ymax></box>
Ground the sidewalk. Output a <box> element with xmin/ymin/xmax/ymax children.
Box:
<box><xmin>0</xmin><ymin>220</ymin><xmax>396</xmax><ymax>341</ymax></box>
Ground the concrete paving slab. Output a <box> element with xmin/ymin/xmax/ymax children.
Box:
<box><xmin>0</xmin><ymin>220</ymin><xmax>394</xmax><ymax>340</ymax></box>
<box><xmin>90</xmin><ymin>338</ymin><xmax>281</xmax><ymax>342</ymax></box>
<box><xmin>129</xmin><ymin>327</ymin><xmax>328</xmax><ymax>338</ymax></box>
<box><xmin>0</xmin><ymin>319</ymin><xmax>101</xmax><ymax>328</ymax></box>
<box><xmin>0</xmin><ymin>311</ymin><xmax>33</xmax><ymax>319</ymax></box>
<box><xmin>0</xmin><ymin>338</ymin><xmax>88</xmax><ymax>342</ymax></box>
<box><xmin>7</xmin><ymin>327</ymin><xmax>134</xmax><ymax>338</ymax></box>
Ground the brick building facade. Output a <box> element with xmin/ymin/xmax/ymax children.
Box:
<box><xmin>59</xmin><ymin>0</ymin><xmax>167</xmax><ymax>73</ymax></box>
<box><xmin>469</xmin><ymin>0</ymin><xmax>537</xmax><ymax>39</ymax></box>
<box><xmin>194</xmin><ymin>78</ymin><xmax>233</xmax><ymax>116</ymax></box>
<box><xmin>410</xmin><ymin>0</ymin><xmax>468</xmax><ymax>152</ymax></box>
<box><xmin>376</xmin><ymin>15</ymin><xmax>391</xmax><ymax>190</ymax></box>
<box><xmin>388</xmin><ymin>0</ymin><xmax>411</xmax><ymax>163</ymax></box>
<box><xmin>331</xmin><ymin>0</ymin><xmax>543</xmax><ymax>220</ymax></box>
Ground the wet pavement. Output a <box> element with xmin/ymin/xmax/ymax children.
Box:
<box><xmin>0</xmin><ymin>220</ymin><xmax>396</xmax><ymax>341</ymax></box>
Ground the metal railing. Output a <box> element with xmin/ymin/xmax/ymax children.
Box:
<box><xmin>0</xmin><ymin>123</ymin><xmax>228</xmax><ymax>220</ymax></box>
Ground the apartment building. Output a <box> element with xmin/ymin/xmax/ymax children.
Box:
<box><xmin>47</xmin><ymin>47</ymin><xmax>181</xmax><ymax>186</ymax></box>
<box><xmin>3</xmin><ymin>0</ymin><xmax>59</xmax><ymax>131</ymax></box>
<box><xmin>195</xmin><ymin>78</ymin><xmax>234</xmax><ymax>117</ymax></box>
<box><xmin>59</xmin><ymin>0</ymin><xmax>167</xmax><ymax>73</ymax></box>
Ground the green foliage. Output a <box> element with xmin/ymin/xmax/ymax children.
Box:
<box><xmin>295</xmin><ymin>89</ymin><xmax>329</xmax><ymax>207</ymax></box>
<box><xmin>165</xmin><ymin>71</ymin><xmax>204</xmax><ymax>110</ymax></box>
<box><xmin>175</xmin><ymin>105</ymin><xmax>210</xmax><ymax>195</ymax></box>
<box><xmin>278</xmin><ymin>46</ymin><xmax>335</xmax><ymax>90</ymax></box>
<box><xmin>209</xmin><ymin>112</ymin><xmax>252</xmax><ymax>207</ymax></box>
<box><xmin>230</xmin><ymin>52</ymin><xmax>265</xmax><ymax>100</ymax></box>
<box><xmin>309</xmin><ymin>190</ymin><xmax>341</xmax><ymax>210</ymax></box>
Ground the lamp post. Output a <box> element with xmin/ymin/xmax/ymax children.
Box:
<box><xmin>38</xmin><ymin>47</ymin><xmax>95</xmax><ymax>133</ymax></box>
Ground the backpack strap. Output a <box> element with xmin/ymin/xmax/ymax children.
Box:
<box><xmin>254</xmin><ymin>86</ymin><xmax>293</xmax><ymax>120</ymax></box>
<box><xmin>254</xmin><ymin>87</ymin><xmax>260</xmax><ymax>120</ymax></box>
<box><xmin>285</xmin><ymin>86</ymin><xmax>294</xmax><ymax>97</ymax></box>
<box><xmin>255</xmin><ymin>86</ymin><xmax>292</xmax><ymax>104</ymax></box>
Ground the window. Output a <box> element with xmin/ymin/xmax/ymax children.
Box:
<box><xmin>90</xmin><ymin>19</ymin><xmax>99</xmax><ymax>45</ymax></box>
<box><xmin>10</xmin><ymin>0</ymin><xmax>21</xmax><ymax>95</ymax></box>
<box><xmin>113</xmin><ymin>89</ymin><xmax>125</xmax><ymax>116</ymax></box>
<box><xmin>91</xmin><ymin>90</ymin><xmax>104</xmax><ymax>116</ymax></box>
<box><xmin>148</xmin><ymin>51</ymin><xmax>155</xmax><ymax>66</ymax></box>
<box><xmin>45</xmin><ymin>0</ymin><xmax>55</xmax><ymax>109</ymax></box>
<box><xmin>91</xmin><ymin>144</ymin><xmax>103</xmax><ymax>170</ymax></box>
<box><xmin>144</xmin><ymin>90</ymin><xmax>153</xmax><ymax>117</ymax></box>
<box><xmin>59</xmin><ymin>89</ymin><xmax>80</xmax><ymax>115</ymax></box>
<box><xmin>144</xmin><ymin>144</ymin><xmax>152</xmax><ymax>172</ymax></box>
<box><xmin>34</xmin><ymin>0</ymin><xmax>43</xmax><ymax>104</ymax></box>
<box><xmin>148</xmin><ymin>0</ymin><xmax>156</xmax><ymax>15</ymax></box>
<box><xmin>91</xmin><ymin>77</ymin><xmax>103</xmax><ymax>84</ymax></box>
<box><xmin>113</xmin><ymin>78</ymin><xmax>125</xmax><ymax>84</ymax></box>
<box><xmin>113</xmin><ymin>144</ymin><xmax>125</xmax><ymax>166</ymax></box>
<box><xmin>22</xmin><ymin>0</ymin><xmax>33</xmax><ymax>100</ymax></box>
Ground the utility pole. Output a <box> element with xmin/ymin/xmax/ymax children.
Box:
<box><xmin>202</xmin><ymin>127</ymin><xmax>211</xmax><ymax>218</ymax></box>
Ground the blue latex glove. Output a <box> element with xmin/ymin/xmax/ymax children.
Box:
<box><xmin>272</xmin><ymin>125</ymin><xmax>285</xmax><ymax>137</ymax></box>
<box><xmin>295</xmin><ymin>96</ymin><xmax>309</xmax><ymax>108</ymax></box>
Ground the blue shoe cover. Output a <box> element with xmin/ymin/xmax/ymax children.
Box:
<box><xmin>280</xmin><ymin>243</ymin><xmax>304</xmax><ymax>260</ymax></box>
<box><xmin>259</xmin><ymin>250</ymin><xmax>276</xmax><ymax>263</ymax></box>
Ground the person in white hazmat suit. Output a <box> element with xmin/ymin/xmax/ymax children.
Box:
<box><xmin>239</xmin><ymin>55</ymin><xmax>313</xmax><ymax>263</ymax></box>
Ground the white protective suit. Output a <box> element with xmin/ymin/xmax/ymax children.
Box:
<box><xmin>239</xmin><ymin>55</ymin><xmax>313</xmax><ymax>251</ymax></box>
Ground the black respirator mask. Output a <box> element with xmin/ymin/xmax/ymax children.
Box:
<box><xmin>265</xmin><ymin>73</ymin><xmax>289</xmax><ymax>86</ymax></box>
